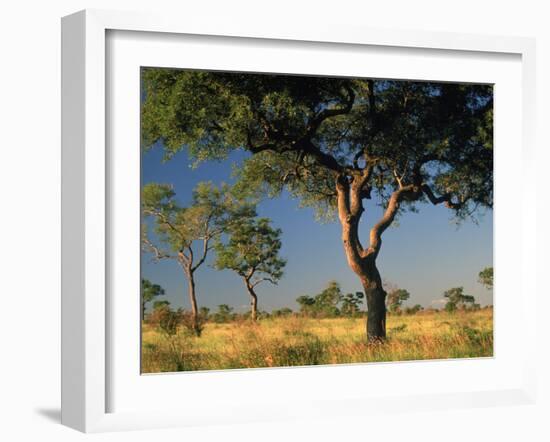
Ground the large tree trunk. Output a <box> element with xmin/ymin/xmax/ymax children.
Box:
<box><xmin>336</xmin><ymin>173</ymin><xmax>388</xmax><ymax>343</ymax></box>
<box><xmin>245</xmin><ymin>279</ymin><xmax>259</xmax><ymax>320</ymax></box>
<box><xmin>362</xmin><ymin>264</ymin><xmax>387</xmax><ymax>341</ymax></box>
<box><xmin>355</xmin><ymin>258</ymin><xmax>387</xmax><ymax>342</ymax></box>
<box><xmin>187</xmin><ymin>271</ymin><xmax>201</xmax><ymax>336</ymax></box>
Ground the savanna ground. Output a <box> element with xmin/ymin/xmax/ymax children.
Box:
<box><xmin>141</xmin><ymin>308</ymin><xmax>493</xmax><ymax>373</ymax></box>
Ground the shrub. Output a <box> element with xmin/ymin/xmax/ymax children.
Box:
<box><xmin>180</xmin><ymin>310</ymin><xmax>206</xmax><ymax>336</ymax></box>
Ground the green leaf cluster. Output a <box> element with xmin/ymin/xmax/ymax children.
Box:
<box><xmin>386</xmin><ymin>288</ymin><xmax>410</xmax><ymax>313</ymax></box>
<box><xmin>214</xmin><ymin>217</ymin><xmax>286</xmax><ymax>285</ymax></box>
<box><xmin>142</xmin><ymin>181</ymin><xmax>255</xmax><ymax>255</ymax></box>
<box><xmin>296</xmin><ymin>281</ymin><xmax>362</xmax><ymax>318</ymax></box>
<box><xmin>478</xmin><ymin>266</ymin><xmax>493</xmax><ymax>290</ymax></box>
<box><xmin>443</xmin><ymin>287</ymin><xmax>476</xmax><ymax>312</ymax></box>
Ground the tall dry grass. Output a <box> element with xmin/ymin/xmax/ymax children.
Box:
<box><xmin>141</xmin><ymin>308</ymin><xmax>493</xmax><ymax>373</ymax></box>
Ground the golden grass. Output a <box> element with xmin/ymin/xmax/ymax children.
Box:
<box><xmin>141</xmin><ymin>308</ymin><xmax>493</xmax><ymax>373</ymax></box>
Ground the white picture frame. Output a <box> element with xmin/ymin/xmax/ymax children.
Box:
<box><xmin>61</xmin><ymin>9</ymin><xmax>537</xmax><ymax>433</ymax></box>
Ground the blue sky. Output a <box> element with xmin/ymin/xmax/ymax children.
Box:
<box><xmin>141</xmin><ymin>145</ymin><xmax>493</xmax><ymax>314</ymax></box>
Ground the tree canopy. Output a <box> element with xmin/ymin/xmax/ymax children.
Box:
<box><xmin>386</xmin><ymin>288</ymin><xmax>411</xmax><ymax>313</ymax></box>
<box><xmin>478</xmin><ymin>266</ymin><xmax>493</xmax><ymax>290</ymax></box>
<box><xmin>142</xmin><ymin>181</ymin><xmax>255</xmax><ymax>268</ymax></box>
<box><xmin>214</xmin><ymin>216</ymin><xmax>286</xmax><ymax>287</ymax></box>
<box><xmin>214</xmin><ymin>215</ymin><xmax>286</xmax><ymax>319</ymax></box>
<box><xmin>296</xmin><ymin>281</ymin><xmax>344</xmax><ymax>317</ymax></box>
<box><xmin>141</xmin><ymin>278</ymin><xmax>165</xmax><ymax>319</ymax></box>
<box><xmin>142</xmin><ymin>69</ymin><xmax>493</xmax><ymax>222</ymax></box>
<box><xmin>443</xmin><ymin>287</ymin><xmax>476</xmax><ymax>312</ymax></box>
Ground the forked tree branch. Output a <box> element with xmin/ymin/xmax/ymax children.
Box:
<box><xmin>247</xmin><ymin>86</ymin><xmax>357</xmax><ymax>176</ymax></box>
<box><xmin>142</xmin><ymin>236</ymin><xmax>173</xmax><ymax>262</ymax></box>
<box><xmin>304</xmin><ymin>85</ymin><xmax>355</xmax><ymax>138</ymax></box>
<box><xmin>191</xmin><ymin>237</ymin><xmax>211</xmax><ymax>273</ymax></box>
<box><xmin>366</xmin><ymin>184</ymin><xmax>422</xmax><ymax>259</ymax></box>
<box><xmin>142</xmin><ymin>207</ymin><xmax>185</xmax><ymax>242</ymax></box>
<box><xmin>421</xmin><ymin>184</ymin><xmax>463</xmax><ymax>210</ymax></box>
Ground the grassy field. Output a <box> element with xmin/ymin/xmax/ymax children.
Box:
<box><xmin>141</xmin><ymin>308</ymin><xmax>493</xmax><ymax>373</ymax></box>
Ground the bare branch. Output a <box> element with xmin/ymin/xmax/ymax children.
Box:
<box><xmin>392</xmin><ymin>168</ymin><xmax>404</xmax><ymax>189</ymax></box>
<box><xmin>251</xmin><ymin>277</ymin><xmax>277</xmax><ymax>288</ymax></box>
<box><xmin>142</xmin><ymin>236</ymin><xmax>173</xmax><ymax>262</ymax></box>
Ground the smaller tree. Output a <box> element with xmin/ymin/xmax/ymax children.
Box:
<box><xmin>149</xmin><ymin>300</ymin><xmax>176</xmax><ymax>332</ymax></box>
<box><xmin>152</xmin><ymin>299</ymin><xmax>170</xmax><ymax>310</ymax></box>
<box><xmin>199</xmin><ymin>306</ymin><xmax>211</xmax><ymax>321</ymax></box>
<box><xmin>404</xmin><ymin>304</ymin><xmax>423</xmax><ymax>315</ymax></box>
<box><xmin>313</xmin><ymin>281</ymin><xmax>343</xmax><ymax>317</ymax></box>
<box><xmin>141</xmin><ymin>279</ymin><xmax>165</xmax><ymax>321</ymax></box>
<box><xmin>386</xmin><ymin>288</ymin><xmax>410</xmax><ymax>314</ymax></box>
<box><xmin>296</xmin><ymin>281</ymin><xmax>343</xmax><ymax>318</ymax></box>
<box><xmin>478</xmin><ymin>266</ymin><xmax>493</xmax><ymax>290</ymax></box>
<box><xmin>340</xmin><ymin>292</ymin><xmax>364</xmax><ymax>317</ymax></box>
<box><xmin>212</xmin><ymin>304</ymin><xmax>235</xmax><ymax>323</ymax></box>
<box><xmin>443</xmin><ymin>287</ymin><xmax>476</xmax><ymax>312</ymax></box>
<box><xmin>272</xmin><ymin>307</ymin><xmax>293</xmax><ymax>317</ymax></box>
<box><xmin>444</xmin><ymin>302</ymin><xmax>457</xmax><ymax>313</ymax></box>
<box><xmin>215</xmin><ymin>217</ymin><xmax>286</xmax><ymax>320</ymax></box>
<box><xmin>296</xmin><ymin>295</ymin><xmax>316</xmax><ymax>316</ymax></box>
<box><xmin>142</xmin><ymin>181</ymin><xmax>254</xmax><ymax>335</ymax></box>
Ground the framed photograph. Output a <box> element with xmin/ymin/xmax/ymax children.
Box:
<box><xmin>61</xmin><ymin>9</ymin><xmax>537</xmax><ymax>433</ymax></box>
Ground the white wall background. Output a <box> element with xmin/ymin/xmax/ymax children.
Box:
<box><xmin>0</xmin><ymin>1</ymin><xmax>548</xmax><ymax>441</ymax></box>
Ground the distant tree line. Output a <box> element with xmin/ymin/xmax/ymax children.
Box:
<box><xmin>142</xmin><ymin>266</ymin><xmax>493</xmax><ymax>336</ymax></box>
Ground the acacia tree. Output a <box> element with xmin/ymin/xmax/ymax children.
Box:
<box><xmin>443</xmin><ymin>287</ymin><xmax>476</xmax><ymax>312</ymax></box>
<box><xmin>478</xmin><ymin>266</ymin><xmax>493</xmax><ymax>290</ymax></box>
<box><xmin>340</xmin><ymin>292</ymin><xmax>364</xmax><ymax>317</ymax></box>
<box><xmin>214</xmin><ymin>216</ymin><xmax>286</xmax><ymax>320</ymax></box>
<box><xmin>386</xmin><ymin>288</ymin><xmax>410</xmax><ymax>314</ymax></box>
<box><xmin>141</xmin><ymin>278</ymin><xmax>165</xmax><ymax>321</ymax></box>
<box><xmin>296</xmin><ymin>281</ymin><xmax>343</xmax><ymax>318</ymax></box>
<box><xmin>141</xmin><ymin>70</ymin><xmax>493</xmax><ymax>342</ymax></box>
<box><xmin>142</xmin><ymin>181</ymin><xmax>253</xmax><ymax>335</ymax></box>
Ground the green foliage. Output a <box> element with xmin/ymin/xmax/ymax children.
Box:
<box><xmin>478</xmin><ymin>266</ymin><xmax>493</xmax><ymax>290</ymax></box>
<box><xmin>150</xmin><ymin>304</ymin><xmax>181</xmax><ymax>337</ymax></box>
<box><xmin>152</xmin><ymin>300</ymin><xmax>170</xmax><ymax>310</ymax></box>
<box><xmin>296</xmin><ymin>281</ymin><xmax>345</xmax><ymax>318</ymax></box>
<box><xmin>142</xmin><ymin>181</ymin><xmax>255</xmax><ymax>256</ymax></box>
<box><xmin>199</xmin><ymin>306</ymin><xmax>211</xmax><ymax>320</ymax></box>
<box><xmin>141</xmin><ymin>69</ymin><xmax>493</xmax><ymax>222</ymax></box>
<box><xmin>296</xmin><ymin>295</ymin><xmax>316</xmax><ymax>315</ymax></box>
<box><xmin>180</xmin><ymin>310</ymin><xmax>206</xmax><ymax>336</ymax></box>
<box><xmin>386</xmin><ymin>288</ymin><xmax>410</xmax><ymax>313</ymax></box>
<box><xmin>340</xmin><ymin>292</ymin><xmax>364</xmax><ymax>316</ymax></box>
<box><xmin>271</xmin><ymin>307</ymin><xmax>294</xmax><ymax>317</ymax></box>
<box><xmin>443</xmin><ymin>287</ymin><xmax>476</xmax><ymax>312</ymax></box>
<box><xmin>404</xmin><ymin>304</ymin><xmax>423</xmax><ymax>315</ymax></box>
<box><xmin>212</xmin><ymin>304</ymin><xmax>236</xmax><ymax>323</ymax></box>
<box><xmin>445</xmin><ymin>302</ymin><xmax>457</xmax><ymax>313</ymax></box>
<box><xmin>141</xmin><ymin>278</ymin><xmax>165</xmax><ymax>319</ymax></box>
<box><xmin>297</xmin><ymin>283</ymin><xmax>366</xmax><ymax>318</ymax></box>
<box><xmin>214</xmin><ymin>216</ymin><xmax>286</xmax><ymax>286</ymax></box>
